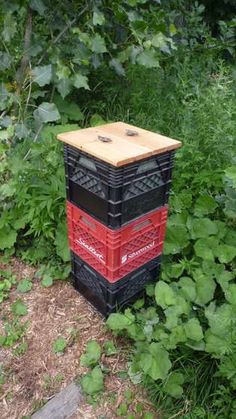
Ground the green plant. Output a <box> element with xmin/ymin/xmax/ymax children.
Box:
<box><xmin>107</xmin><ymin>192</ymin><xmax>236</xmax><ymax>416</ymax></box>
<box><xmin>11</xmin><ymin>299</ymin><xmax>28</xmax><ymax>316</ymax></box>
<box><xmin>0</xmin><ymin>269</ymin><xmax>16</xmax><ymax>302</ymax></box>
<box><xmin>217</xmin><ymin>165</ymin><xmax>236</xmax><ymax>222</ymax></box>
<box><xmin>52</xmin><ymin>336</ymin><xmax>67</xmax><ymax>354</ymax></box>
<box><xmin>80</xmin><ymin>341</ymin><xmax>101</xmax><ymax>367</ymax></box>
<box><xmin>80</xmin><ymin>366</ymin><xmax>104</xmax><ymax>396</ymax></box>
<box><xmin>0</xmin><ymin>319</ymin><xmax>28</xmax><ymax>347</ymax></box>
<box><xmin>17</xmin><ymin>278</ymin><xmax>32</xmax><ymax>293</ymax></box>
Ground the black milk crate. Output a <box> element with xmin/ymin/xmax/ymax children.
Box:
<box><xmin>64</xmin><ymin>144</ymin><xmax>175</xmax><ymax>229</ymax></box>
<box><xmin>71</xmin><ymin>251</ymin><xmax>161</xmax><ymax>317</ymax></box>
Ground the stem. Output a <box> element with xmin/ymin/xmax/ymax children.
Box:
<box><xmin>37</xmin><ymin>4</ymin><xmax>88</xmax><ymax>65</ymax></box>
<box><xmin>16</xmin><ymin>7</ymin><xmax>33</xmax><ymax>95</ymax></box>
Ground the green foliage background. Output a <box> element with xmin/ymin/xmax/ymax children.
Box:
<box><xmin>1</xmin><ymin>0</ymin><xmax>236</xmax><ymax>417</ymax></box>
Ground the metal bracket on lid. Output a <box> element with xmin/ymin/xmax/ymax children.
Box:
<box><xmin>126</xmin><ymin>129</ymin><xmax>139</xmax><ymax>136</ymax></box>
<box><xmin>97</xmin><ymin>135</ymin><xmax>112</xmax><ymax>143</ymax></box>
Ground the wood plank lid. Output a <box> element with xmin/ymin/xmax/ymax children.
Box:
<box><xmin>57</xmin><ymin>121</ymin><xmax>182</xmax><ymax>167</ymax></box>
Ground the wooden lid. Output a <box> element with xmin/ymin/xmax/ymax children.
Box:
<box><xmin>57</xmin><ymin>121</ymin><xmax>181</xmax><ymax>167</ymax></box>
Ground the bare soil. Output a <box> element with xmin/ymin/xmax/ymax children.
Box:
<box><xmin>0</xmin><ymin>257</ymin><xmax>157</xmax><ymax>419</ymax></box>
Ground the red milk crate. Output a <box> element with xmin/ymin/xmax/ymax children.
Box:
<box><xmin>67</xmin><ymin>201</ymin><xmax>168</xmax><ymax>283</ymax></box>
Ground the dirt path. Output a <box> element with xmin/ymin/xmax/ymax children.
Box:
<box><xmin>0</xmin><ymin>257</ymin><xmax>157</xmax><ymax>419</ymax></box>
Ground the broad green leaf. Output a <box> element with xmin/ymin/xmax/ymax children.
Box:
<box><xmin>32</xmin><ymin>65</ymin><xmax>52</xmax><ymax>86</ymax></box>
<box><xmin>194</xmin><ymin>237</ymin><xmax>218</xmax><ymax>261</ymax></box>
<box><xmin>148</xmin><ymin>343</ymin><xmax>171</xmax><ymax>380</ymax></box>
<box><xmin>80</xmin><ymin>340</ymin><xmax>101</xmax><ymax>367</ymax></box>
<box><xmin>152</xmin><ymin>33</ymin><xmax>167</xmax><ymax>48</ymax></box>
<box><xmin>17</xmin><ymin>279</ymin><xmax>32</xmax><ymax>293</ymax></box>
<box><xmin>205</xmin><ymin>331</ymin><xmax>232</xmax><ymax>357</ymax></box>
<box><xmin>169</xmin><ymin>23</ymin><xmax>177</xmax><ymax>35</ymax></box>
<box><xmin>0</xmin><ymin>52</ymin><xmax>12</xmax><ymax>71</ymax></box>
<box><xmin>184</xmin><ymin>318</ymin><xmax>203</xmax><ymax>341</ymax></box>
<box><xmin>34</xmin><ymin>102</ymin><xmax>60</xmax><ymax>123</ymax></box>
<box><xmin>54</xmin><ymin>97</ymin><xmax>84</xmax><ymax>121</ymax></box>
<box><xmin>3</xmin><ymin>13</ymin><xmax>16</xmax><ymax>43</ymax></box>
<box><xmin>41</xmin><ymin>275</ymin><xmax>53</xmax><ymax>287</ymax></box>
<box><xmin>136</xmin><ymin>50</ymin><xmax>159</xmax><ymax>68</ymax></box>
<box><xmin>109</xmin><ymin>58</ymin><xmax>125</xmax><ymax>76</ymax></box>
<box><xmin>30</xmin><ymin>0</ymin><xmax>46</xmax><ymax>15</ymax></box>
<box><xmin>194</xmin><ymin>195</ymin><xmax>218</xmax><ymax>217</ymax></box>
<box><xmin>179</xmin><ymin>277</ymin><xmax>196</xmax><ymax>301</ymax></box>
<box><xmin>93</xmin><ymin>10</ymin><xmax>105</xmax><ymax>26</ymax></box>
<box><xmin>104</xmin><ymin>340</ymin><xmax>117</xmax><ymax>356</ymax></box>
<box><xmin>54</xmin><ymin>222</ymin><xmax>70</xmax><ymax>262</ymax></box>
<box><xmin>214</xmin><ymin>244</ymin><xmax>236</xmax><ymax>264</ymax></box>
<box><xmin>164</xmin><ymin>225</ymin><xmax>190</xmax><ymax>255</ymax></box>
<box><xmin>225</xmin><ymin>166</ymin><xmax>236</xmax><ymax>188</ymax></box>
<box><xmin>11</xmin><ymin>299</ymin><xmax>28</xmax><ymax>316</ymax></box>
<box><xmin>155</xmin><ymin>281</ymin><xmax>176</xmax><ymax>309</ymax></box>
<box><xmin>91</xmin><ymin>34</ymin><xmax>107</xmax><ymax>53</ymax></box>
<box><xmin>73</xmin><ymin>74</ymin><xmax>90</xmax><ymax>90</ymax></box>
<box><xmin>52</xmin><ymin>336</ymin><xmax>67</xmax><ymax>354</ymax></box>
<box><xmin>0</xmin><ymin>227</ymin><xmax>17</xmax><ymax>249</ymax></box>
<box><xmin>169</xmin><ymin>325</ymin><xmax>187</xmax><ymax>346</ymax></box>
<box><xmin>81</xmin><ymin>366</ymin><xmax>104</xmax><ymax>395</ymax></box>
<box><xmin>106</xmin><ymin>313</ymin><xmax>134</xmax><ymax>331</ymax></box>
<box><xmin>164</xmin><ymin>372</ymin><xmax>184</xmax><ymax>398</ymax></box>
<box><xmin>225</xmin><ymin>284</ymin><xmax>236</xmax><ymax>306</ymax></box>
<box><xmin>56</xmin><ymin>78</ymin><xmax>72</xmax><ymax>99</ymax></box>
<box><xmin>205</xmin><ymin>303</ymin><xmax>235</xmax><ymax>338</ymax></box>
<box><xmin>195</xmin><ymin>273</ymin><xmax>216</xmax><ymax>305</ymax></box>
<box><xmin>216</xmin><ymin>270</ymin><xmax>234</xmax><ymax>291</ymax></box>
<box><xmin>187</xmin><ymin>217</ymin><xmax>218</xmax><ymax>239</ymax></box>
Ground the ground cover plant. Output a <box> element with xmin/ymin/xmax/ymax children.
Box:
<box><xmin>1</xmin><ymin>0</ymin><xmax>236</xmax><ymax>417</ymax></box>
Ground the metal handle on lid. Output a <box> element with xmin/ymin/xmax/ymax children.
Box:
<box><xmin>126</xmin><ymin>129</ymin><xmax>139</xmax><ymax>136</ymax></box>
<box><xmin>97</xmin><ymin>135</ymin><xmax>112</xmax><ymax>143</ymax></box>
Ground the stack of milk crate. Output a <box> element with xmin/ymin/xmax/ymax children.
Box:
<box><xmin>57</xmin><ymin>122</ymin><xmax>181</xmax><ymax>316</ymax></box>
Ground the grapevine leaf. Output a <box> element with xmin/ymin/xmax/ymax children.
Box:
<box><xmin>30</xmin><ymin>0</ymin><xmax>47</xmax><ymax>15</ymax></box>
<box><xmin>93</xmin><ymin>10</ymin><xmax>105</xmax><ymax>26</ymax></box>
<box><xmin>73</xmin><ymin>74</ymin><xmax>90</xmax><ymax>90</ymax></box>
<box><xmin>34</xmin><ymin>102</ymin><xmax>60</xmax><ymax>123</ymax></box>
<box><xmin>136</xmin><ymin>50</ymin><xmax>159</xmax><ymax>68</ymax></box>
<box><xmin>32</xmin><ymin>65</ymin><xmax>52</xmax><ymax>86</ymax></box>
<box><xmin>91</xmin><ymin>34</ymin><xmax>107</xmax><ymax>53</ymax></box>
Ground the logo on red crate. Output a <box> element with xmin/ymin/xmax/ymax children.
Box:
<box><xmin>121</xmin><ymin>240</ymin><xmax>155</xmax><ymax>264</ymax></box>
<box><xmin>76</xmin><ymin>238</ymin><xmax>105</xmax><ymax>264</ymax></box>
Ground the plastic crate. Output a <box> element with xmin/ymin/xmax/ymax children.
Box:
<box><xmin>71</xmin><ymin>251</ymin><xmax>161</xmax><ymax>317</ymax></box>
<box><xmin>67</xmin><ymin>201</ymin><xmax>167</xmax><ymax>283</ymax></box>
<box><xmin>64</xmin><ymin>144</ymin><xmax>175</xmax><ymax>228</ymax></box>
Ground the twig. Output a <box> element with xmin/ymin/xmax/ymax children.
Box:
<box><xmin>16</xmin><ymin>6</ymin><xmax>33</xmax><ymax>94</ymax></box>
<box><xmin>37</xmin><ymin>4</ymin><xmax>88</xmax><ymax>65</ymax></box>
